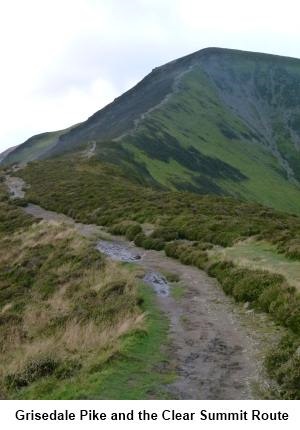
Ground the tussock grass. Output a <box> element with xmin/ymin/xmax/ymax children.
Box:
<box><xmin>0</xmin><ymin>181</ymin><xmax>171</xmax><ymax>399</ymax></box>
<box><xmin>0</xmin><ymin>210</ymin><xmax>145</xmax><ymax>398</ymax></box>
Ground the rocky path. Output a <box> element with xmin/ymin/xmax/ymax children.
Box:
<box><xmin>97</xmin><ymin>237</ymin><xmax>261</xmax><ymax>399</ymax></box>
<box><xmin>6</xmin><ymin>176</ymin><xmax>277</xmax><ymax>399</ymax></box>
<box><xmin>5</xmin><ymin>175</ymin><xmax>26</xmax><ymax>198</ymax></box>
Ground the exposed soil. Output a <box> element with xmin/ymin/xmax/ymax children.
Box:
<box><xmin>5</xmin><ymin>176</ymin><xmax>26</xmax><ymax>198</ymax></box>
<box><xmin>5</xmin><ymin>176</ymin><xmax>281</xmax><ymax>399</ymax></box>
<box><xmin>96</xmin><ymin>237</ymin><xmax>268</xmax><ymax>399</ymax></box>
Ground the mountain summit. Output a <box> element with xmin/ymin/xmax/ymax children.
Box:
<box><xmin>3</xmin><ymin>47</ymin><xmax>300</xmax><ymax>213</ymax></box>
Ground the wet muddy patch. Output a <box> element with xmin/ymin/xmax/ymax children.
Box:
<box><xmin>96</xmin><ymin>240</ymin><xmax>142</xmax><ymax>262</ymax></box>
<box><xmin>143</xmin><ymin>272</ymin><xmax>170</xmax><ymax>296</ymax></box>
<box><xmin>97</xmin><ymin>239</ymin><xmax>170</xmax><ymax>297</ymax></box>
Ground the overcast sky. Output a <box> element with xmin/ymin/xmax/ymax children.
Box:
<box><xmin>1</xmin><ymin>0</ymin><xmax>300</xmax><ymax>152</ymax></box>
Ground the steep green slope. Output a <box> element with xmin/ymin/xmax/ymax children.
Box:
<box><xmin>0</xmin><ymin>146</ymin><xmax>19</xmax><ymax>163</ymax></box>
<box><xmin>3</xmin><ymin>48</ymin><xmax>300</xmax><ymax>213</ymax></box>
<box><xmin>2</xmin><ymin>125</ymin><xmax>77</xmax><ymax>165</ymax></box>
<box><xmin>122</xmin><ymin>57</ymin><xmax>300</xmax><ymax>213</ymax></box>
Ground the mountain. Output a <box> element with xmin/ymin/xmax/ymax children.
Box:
<box><xmin>1</xmin><ymin>47</ymin><xmax>300</xmax><ymax>400</ymax></box>
<box><xmin>0</xmin><ymin>145</ymin><xmax>20</xmax><ymax>163</ymax></box>
<box><xmin>0</xmin><ymin>124</ymin><xmax>79</xmax><ymax>165</ymax></box>
<box><xmin>2</xmin><ymin>47</ymin><xmax>300</xmax><ymax>213</ymax></box>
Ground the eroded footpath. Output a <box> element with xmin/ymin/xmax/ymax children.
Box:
<box><xmin>6</xmin><ymin>176</ymin><xmax>281</xmax><ymax>399</ymax></box>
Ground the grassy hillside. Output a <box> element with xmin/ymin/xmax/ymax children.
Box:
<box><xmin>19</xmin><ymin>157</ymin><xmax>300</xmax><ymax>258</ymax></box>
<box><xmin>2</xmin><ymin>125</ymin><xmax>77</xmax><ymax>165</ymax></box>
<box><xmin>0</xmin><ymin>180</ymin><xmax>171</xmax><ymax>399</ymax></box>
<box><xmin>120</xmin><ymin>52</ymin><xmax>300</xmax><ymax>213</ymax></box>
<box><xmin>1</xmin><ymin>152</ymin><xmax>299</xmax><ymax>398</ymax></box>
<box><xmin>16</xmin><ymin>157</ymin><xmax>300</xmax><ymax>398</ymax></box>
<box><xmin>3</xmin><ymin>48</ymin><xmax>300</xmax><ymax>213</ymax></box>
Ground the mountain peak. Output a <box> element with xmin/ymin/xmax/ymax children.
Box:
<box><xmin>2</xmin><ymin>48</ymin><xmax>300</xmax><ymax>214</ymax></box>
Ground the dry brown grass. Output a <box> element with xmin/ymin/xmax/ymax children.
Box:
<box><xmin>0</xmin><ymin>220</ymin><xmax>80</xmax><ymax>266</ymax></box>
<box><xmin>2</xmin><ymin>312</ymin><xmax>145</xmax><ymax>379</ymax></box>
<box><xmin>61</xmin><ymin>314</ymin><xmax>144</xmax><ymax>354</ymax></box>
<box><xmin>89</xmin><ymin>260</ymin><xmax>136</xmax><ymax>291</ymax></box>
<box><xmin>0</xmin><ymin>219</ymin><xmax>145</xmax><ymax>393</ymax></box>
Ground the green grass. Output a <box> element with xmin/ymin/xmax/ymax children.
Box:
<box><xmin>2</xmin><ymin>126</ymin><xmax>76</xmax><ymax>165</ymax></box>
<box><xmin>125</xmin><ymin>145</ymin><xmax>195</xmax><ymax>189</ymax></box>
<box><xmin>13</xmin><ymin>283</ymin><xmax>173</xmax><ymax>400</ymax></box>
<box><xmin>121</xmin><ymin>64</ymin><xmax>300</xmax><ymax>214</ymax></box>
<box><xmin>170</xmin><ymin>283</ymin><xmax>185</xmax><ymax>301</ymax></box>
<box><xmin>210</xmin><ymin>239</ymin><xmax>300</xmax><ymax>291</ymax></box>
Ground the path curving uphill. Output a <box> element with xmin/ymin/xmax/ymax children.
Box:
<box><xmin>6</xmin><ymin>176</ymin><xmax>276</xmax><ymax>399</ymax></box>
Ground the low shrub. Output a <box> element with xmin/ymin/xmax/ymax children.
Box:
<box><xmin>13</xmin><ymin>198</ymin><xmax>28</xmax><ymax>207</ymax></box>
<box><xmin>284</xmin><ymin>240</ymin><xmax>300</xmax><ymax>259</ymax></box>
<box><xmin>125</xmin><ymin>224</ymin><xmax>142</xmax><ymax>241</ymax></box>
<box><xmin>165</xmin><ymin>241</ymin><xmax>208</xmax><ymax>270</ymax></box>
<box><xmin>134</xmin><ymin>233</ymin><xmax>165</xmax><ymax>250</ymax></box>
<box><xmin>109</xmin><ymin>221</ymin><xmax>133</xmax><ymax>236</ymax></box>
<box><xmin>17</xmin><ymin>158</ymin><xmax>300</xmax><ymax>262</ymax></box>
<box><xmin>134</xmin><ymin>233</ymin><xmax>146</xmax><ymax>247</ymax></box>
<box><xmin>208</xmin><ymin>262</ymin><xmax>300</xmax><ymax>334</ymax></box>
<box><xmin>109</xmin><ymin>221</ymin><xmax>142</xmax><ymax>241</ymax></box>
<box><xmin>151</xmin><ymin>227</ymin><xmax>179</xmax><ymax>241</ymax></box>
<box><xmin>265</xmin><ymin>334</ymin><xmax>300</xmax><ymax>399</ymax></box>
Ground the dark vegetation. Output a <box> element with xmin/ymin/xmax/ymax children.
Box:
<box><xmin>0</xmin><ymin>182</ymin><xmax>32</xmax><ymax>234</ymax></box>
<box><xmin>207</xmin><ymin>262</ymin><xmax>300</xmax><ymax>334</ymax></box>
<box><xmin>206</xmin><ymin>261</ymin><xmax>300</xmax><ymax>399</ymax></box>
<box><xmin>264</xmin><ymin>334</ymin><xmax>300</xmax><ymax>400</ymax></box>
<box><xmin>13</xmin><ymin>157</ymin><xmax>300</xmax><ymax>398</ymax></box>
<box><xmin>129</xmin><ymin>127</ymin><xmax>246</xmax><ymax>180</ymax></box>
<box><xmin>18</xmin><ymin>158</ymin><xmax>300</xmax><ymax>258</ymax></box>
